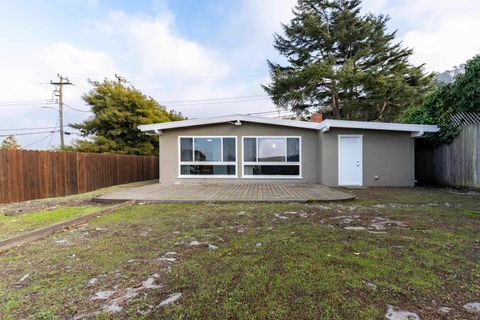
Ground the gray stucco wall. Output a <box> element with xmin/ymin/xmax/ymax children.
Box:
<box><xmin>158</xmin><ymin>122</ymin><xmax>319</xmax><ymax>184</ymax></box>
<box><xmin>158</xmin><ymin>122</ymin><xmax>416</xmax><ymax>186</ymax></box>
<box><xmin>320</xmin><ymin>128</ymin><xmax>415</xmax><ymax>186</ymax></box>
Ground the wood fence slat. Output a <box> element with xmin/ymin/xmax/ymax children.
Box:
<box><xmin>0</xmin><ymin>150</ymin><xmax>158</xmax><ymax>204</ymax></box>
<box><xmin>415</xmin><ymin>123</ymin><xmax>479</xmax><ymax>189</ymax></box>
<box><xmin>0</xmin><ymin>151</ymin><xmax>7</xmax><ymax>203</ymax></box>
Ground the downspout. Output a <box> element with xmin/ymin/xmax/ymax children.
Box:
<box><xmin>155</xmin><ymin>129</ymin><xmax>163</xmax><ymax>184</ymax></box>
<box><xmin>158</xmin><ymin>134</ymin><xmax>161</xmax><ymax>183</ymax></box>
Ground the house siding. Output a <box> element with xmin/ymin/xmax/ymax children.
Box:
<box><xmin>158</xmin><ymin>122</ymin><xmax>416</xmax><ymax>186</ymax></box>
<box><xmin>159</xmin><ymin>122</ymin><xmax>319</xmax><ymax>184</ymax></box>
<box><xmin>320</xmin><ymin>128</ymin><xmax>415</xmax><ymax>186</ymax></box>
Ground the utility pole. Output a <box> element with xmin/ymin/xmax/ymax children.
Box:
<box><xmin>114</xmin><ymin>73</ymin><xmax>127</xmax><ymax>85</ymax></box>
<box><xmin>50</xmin><ymin>74</ymin><xmax>72</xmax><ymax>149</ymax></box>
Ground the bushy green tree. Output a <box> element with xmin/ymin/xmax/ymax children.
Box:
<box><xmin>263</xmin><ymin>0</ymin><xmax>434</xmax><ymax>121</ymax></box>
<box><xmin>70</xmin><ymin>80</ymin><xmax>183</xmax><ymax>155</ymax></box>
<box><xmin>0</xmin><ymin>135</ymin><xmax>21</xmax><ymax>150</ymax></box>
<box><xmin>401</xmin><ymin>54</ymin><xmax>480</xmax><ymax>143</ymax></box>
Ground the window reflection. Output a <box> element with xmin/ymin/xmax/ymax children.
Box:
<box><xmin>258</xmin><ymin>138</ymin><xmax>285</xmax><ymax>162</ymax></box>
<box><xmin>194</xmin><ymin>138</ymin><xmax>221</xmax><ymax>162</ymax></box>
<box><xmin>243</xmin><ymin>137</ymin><xmax>300</xmax><ymax>177</ymax></box>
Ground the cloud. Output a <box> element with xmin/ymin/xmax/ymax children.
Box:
<box><xmin>397</xmin><ymin>0</ymin><xmax>480</xmax><ymax>71</ymax></box>
<box><xmin>125</xmin><ymin>14</ymin><xmax>230</xmax><ymax>77</ymax></box>
<box><xmin>83</xmin><ymin>9</ymin><xmax>274</xmax><ymax>118</ymax></box>
<box><xmin>36</xmin><ymin>42</ymin><xmax>116</xmax><ymax>78</ymax></box>
<box><xmin>242</xmin><ymin>0</ymin><xmax>296</xmax><ymax>35</ymax></box>
<box><xmin>219</xmin><ymin>0</ymin><xmax>296</xmax><ymax>67</ymax></box>
<box><xmin>0</xmin><ymin>42</ymin><xmax>117</xmax><ymax>148</ymax></box>
<box><xmin>363</xmin><ymin>0</ymin><xmax>480</xmax><ymax>72</ymax></box>
<box><xmin>0</xmin><ymin>42</ymin><xmax>117</xmax><ymax>102</ymax></box>
<box><xmin>403</xmin><ymin>17</ymin><xmax>480</xmax><ymax>71</ymax></box>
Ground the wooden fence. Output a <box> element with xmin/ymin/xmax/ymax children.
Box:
<box><xmin>0</xmin><ymin>150</ymin><xmax>159</xmax><ymax>204</ymax></box>
<box><xmin>415</xmin><ymin>123</ymin><xmax>480</xmax><ymax>189</ymax></box>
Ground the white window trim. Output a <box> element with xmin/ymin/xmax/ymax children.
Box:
<box><xmin>241</xmin><ymin>136</ymin><xmax>302</xmax><ymax>179</ymax></box>
<box><xmin>178</xmin><ymin>136</ymin><xmax>238</xmax><ymax>178</ymax></box>
<box><xmin>337</xmin><ymin>134</ymin><xmax>363</xmax><ymax>186</ymax></box>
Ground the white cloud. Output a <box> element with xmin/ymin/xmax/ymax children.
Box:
<box><xmin>363</xmin><ymin>0</ymin><xmax>480</xmax><ymax>72</ymax></box>
<box><xmin>125</xmin><ymin>15</ymin><xmax>230</xmax><ymax>77</ymax></box>
<box><xmin>399</xmin><ymin>0</ymin><xmax>480</xmax><ymax>71</ymax></box>
<box><xmin>403</xmin><ymin>17</ymin><xmax>480</xmax><ymax>71</ymax></box>
<box><xmin>0</xmin><ymin>42</ymin><xmax>116</xmax><ymax>102</ymax></box>
<box><xmin>35</xmin><ymin>42</ymin><xmax>117</xmax><ymax>102</ymax></box>
<box><xmin>1</xmin><ymin>0</ymin><xmax>299</xmax><ymax>150</ymax></box>
<box><xmin>82</xmin><ymin>9</ymin><xmax>274</xmax><ymax>118</ymax></box>
<box><xmin>0</xmin><ymin>42</ymin><xmax>117</xmax><ymax>148</ymax></box>
<box><xmin>242</xmin><ymin>0</ymin><xmax>296</xmax><ymax>34</ymax></box>
<box><xmin>221</xmin><ymin>0</ymin><xmax>296</xmax><ymax>66</ymax></box>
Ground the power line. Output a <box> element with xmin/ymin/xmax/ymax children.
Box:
<box><xmin>63</xmin><ymin>103</ymin><xmax>91</xmax><ymax>113</ymax></box>
<box><xmin>0</xmin><ymin>93</ymin><xmax>270</xmax><ymax>108</ymax></box>
<box><xmin>128</xmin><ymin>80</ymin><xmax>265</xmax><ymax>86</ymax></box>
<box><xmin>51</xmin><ymin>95</ymin><xmax>271</xmax><ymax>110</ymax></box>
<box><xmin>0</xmin><ymin>130</ymin><xmax>59</xmax><ymax>137</ymax></box>
<box><xmin>46</xmin><ymin>131</ymin><xmax>57</xmax><ymax>149</ymax></box>
<box><xmin>0</xmin><ymin>126</ymin><xmax>65</xmax><ymax>132</ymax></box>
<box><xmin>22</xmin><ymin>134</ymin><xmax>54</xmax><ymax>149</ymax></box>
<box><xmin>0</xmin><ymin>100</ymin><xmax>54</xmax><ymax>108</ymax></box>
<box><xmin>159</xmin><ymin>94</ymin><xmax>267</xmax><ymax>104</ymax></box>
<box><xmin>247</xmin><ymin>110</ymin><xmax>292</xmax><ymax>116</ymax></box>
<box><xmin>0</xmin><ymin>99</ymin><xmax>52</xmax><ymax>105</ymax></box>
<box><xmin>64</xmin><ymin>73</ymin><xmax>267</xmax><ymax>86</ymax></box>
<box><xmin>169</xmin><ymin>97</ymin><xmax>270</xmax><ymax>107</ymax></box>
<box><xmin>64</xmin><ymin>73</ymin><xmax>265</xmax><ymax>79</ymax></box>
<box><xmin>46</xmin><ymin>118</ymin><xmax>60</xmax><ymax>150</ymax></box>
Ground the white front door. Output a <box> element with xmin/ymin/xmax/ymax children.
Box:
<box><xmin>338</xmin><ymin>135</ymin><xmax>363</xmax><ymax>186</ymax></box>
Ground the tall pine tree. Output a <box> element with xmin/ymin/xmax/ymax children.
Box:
<box><xmin>263</xmin><ymin>0</ymin><xmax>434</xmax><ymax>121</ymax></box>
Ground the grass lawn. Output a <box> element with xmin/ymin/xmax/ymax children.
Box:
<box><xmin>0</xmin><ymin>187</ymin><xmax>478</xmax><ymax>319</ymax></box>
<box><xmin>0</xmin><ymin>206</ymin><xmax>102</xmax><ymax>240</ymax></box>
<box><xmin>0</xmin><ymin>180</ymin><xmax>154</xmax><ymax>216</ymax></box>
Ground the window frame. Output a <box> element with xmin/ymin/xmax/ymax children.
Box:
<box><xmin>241</xmin><ymin>136</ymin><xmax>302</xmax><ymax>179</ymax></box>
<box><xmin>178</xmin><ymin>136</ymin><xmax>238</xmax><ymax>178</ymax></box>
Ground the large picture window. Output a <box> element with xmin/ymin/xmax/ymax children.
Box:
<box><xmin>179</xmin><ymin>136</ymin><xmax>237</xmax><ymax>177</ymax></box>
<box><xmin>243</xmin><ymin>136</ymin><xmax>301</xmax><ymax>177</ymax></box>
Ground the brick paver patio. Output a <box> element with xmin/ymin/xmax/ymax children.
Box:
<box><xmin>96</xmin><ymin>183</ymin><xmax>354</xmax><ymax>203</ymax></box>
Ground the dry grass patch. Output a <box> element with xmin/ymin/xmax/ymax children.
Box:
<box><xmin>0</xmin><ymin>187</ymin><xmax>478</xmax><ymax>319</ymax></box>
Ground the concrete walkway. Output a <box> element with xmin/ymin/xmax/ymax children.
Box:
<box><xmin>95</xmin><ymin>183</ymin><xmax>354</xmax><ymax>203</ymax></box>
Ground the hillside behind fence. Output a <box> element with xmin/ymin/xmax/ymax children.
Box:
<box><xmin>0</xmin><ymin>150</ymin><xmax>158</xmax><ymax>204</ymax></box>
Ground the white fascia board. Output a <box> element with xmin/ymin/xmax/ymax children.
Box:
<box><xmin>318</xmin><ymin>119</ymin><xmax>439</xmax><ymax>134</ymax></box>
<box><xmin>138</xmin><ymin>114</ymin><xmax>439</xmax><ymax>136</ymax></box>
<box><xmin>138</xmin><ymin>114</ymin><xmax>319</xmax><ymax>132</ymax></box>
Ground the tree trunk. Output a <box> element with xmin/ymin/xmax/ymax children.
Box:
<box><xmin>332</xmin><ymin>93</ymin><xmax>340</xmax><ymax>119</ymax></box>
<box><xmin>377</xmin><ymin>100</ymin><xmax>388</xmax><ymax>121</ymax></box>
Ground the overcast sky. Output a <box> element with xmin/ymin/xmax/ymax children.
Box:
<box><xmin>1</xmin><ymin>0</ymin><xmax>479</xmax><ymax>149</ymax></box>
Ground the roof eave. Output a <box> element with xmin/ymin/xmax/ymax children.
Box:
<box><xmin>318</xmin><ymin>119</ymin><xmax>439</xmax><ymax>134</ymax></box>
<box><xmin>138</xmin><ymin>115</ymin><xmax>439</xmax><ymax>135</ymax></box>
<box><xmin>138</xmin><ymin>115</ymin><xmax>319</xmax><ymax>132</ymax></box>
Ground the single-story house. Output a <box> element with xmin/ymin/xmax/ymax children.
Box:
<box><xmin>139</xmin><ymin>114</ymin><xmax>438</xmax><ymax>187</ymax></box>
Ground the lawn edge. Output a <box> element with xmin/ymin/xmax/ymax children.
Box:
<box><xmin>0</xmin><ymin>200</ymin><xmax>135</xmax><ymax>251</ymax></box>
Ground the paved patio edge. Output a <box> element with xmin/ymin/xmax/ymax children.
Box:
<box><xmin>94</xmin><ymin>198</ymin><xmax>354</xmax><ymax>204</ymax></box>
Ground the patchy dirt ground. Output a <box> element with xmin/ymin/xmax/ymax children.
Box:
<box><xmin>0</xmin><ymin>187</ymin><xmax>479</xmax><ymax>319</ymax></box>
